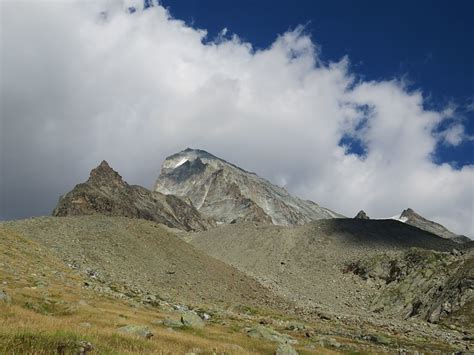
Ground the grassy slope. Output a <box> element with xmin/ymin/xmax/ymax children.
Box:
<box><xmin>0</xmin><ymin>217</ymin><xmax>467</xmax><ymax>354</ymax></box>
<box><xmin>0</xmin><ymin>226</ymin><xmax>316</xmax><ymax>354</ymax></box>
<box><xmin>2</xmin><ymin>216</ymin><xmax>288</xmax><ymax>311</ymax></box>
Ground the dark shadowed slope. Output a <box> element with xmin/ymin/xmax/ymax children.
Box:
<box><xmin>394</xmin><ymin>208</ymin><xmax>471</xmax><ymax>243</ymax></box>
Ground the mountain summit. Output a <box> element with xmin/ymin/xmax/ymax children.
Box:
<box><xmin>154</xmin><ymin>148</ymin><xmax>342</xmax><ymax>225</ymax></box>
<box><xmin>390</xmin><ymin>208</ymin><xmax>470</xmax><ymax>243</ymax></box>
<box><xmin>53</xmin><ymin>160</ymin><xmax>214</xmax><ymax>231</ymax></box>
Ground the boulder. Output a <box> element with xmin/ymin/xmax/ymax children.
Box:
<box><xmin>285</xmin><ymin>323</ymin><xmax>306</xmax><ymax>331</ymax></box>
<box><xmin>162</xmin><ymin>318</ymin><xmax>185</xmax><ymax>328</ymax></box>
<box><xmin>0</xmin><ymin>290</ymin><xmax>11</xmax><ymax>303</ymax></box>
<box><xmin>247</xmin><ymin>325</ymin><xmax>296</xmax><ymax>344</ymax></box>
<box><xmin>77</xmin><ymin>340</ymin><xmax>93</xmax><ymax>355</ymax></box>
<box><xmin>181</xmin><ymin>311</ymin><xmax>205</xmax><ymax>328</ymax></box>
<box><xmin>276</xmin><ymin>343</ymin><xmax>298</xmax><ymax>355</ymax></box>
<box><xmin>117</xmin><ymin>325</ymin><xmax>153</xmax><ymax>339</ymax></box>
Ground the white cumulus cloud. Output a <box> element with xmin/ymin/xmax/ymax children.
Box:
<box><xmin>1</xmin><ymin>1</ymin><xmax>473</xmax><ymax>237</ymax></box>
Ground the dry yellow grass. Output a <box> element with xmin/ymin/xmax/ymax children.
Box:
<box><xmin>0</xmin><ymin>227</ymin><xmax>328</xmax><ymax>354</ymax></box>
<box><xmin>0</xmin><ymin>225</ymin><xmax>461</xmax><ymax>354</ymax></box>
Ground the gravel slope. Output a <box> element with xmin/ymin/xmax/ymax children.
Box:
<box><xmin>2</xmin><ymin>216</ymin><xmax>289</xmax><ymax>312</ymax></box>
<box><xmin>189</xmin><ymin>219</ymin><xmax>470</xmax><ymax>321</ymax></box>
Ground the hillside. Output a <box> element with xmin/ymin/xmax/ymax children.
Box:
<box><xmin>0</xmin><ymin>221</ymin><xmax>315</xmax><ymax>354</ymax></box>
<box><xmin>189</xmin><ymin>219</ymin><xmax>473</xmax><ymax>330</ymax></box>
<box><xmin>1</xmin><ymin>216</ymin><xmax>471</xmax><ymax>354</ymax></box>
<box><xmin>154</xmin><ymin>148</ymin><xmax>342</xmax><ymax>225</ymax></box>
<box><xmin>2</xmin><ymin>216</ymin><xmax>286</xmax><ymax>311</ymax></box>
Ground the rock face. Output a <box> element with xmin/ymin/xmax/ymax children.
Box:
<box><xmin>354</xmin><ymin>210</ymin><xmax>370</xmax><ymax>219</ymax></box>
<box><xmin>346</xmin><ymin>248</ymin><xmax>474</xmax><ymax>324</ymax></box>
<box><xmin>53</xmin><ymin>161</ymin><xmax>214</xmax><ymax>232</ymax></box>
<box><xmin>393</xmin><ymin>208</ymin><xmax>470</xmax><ymax>243</ymax></box>
<box><xmin>154</xmin><ymin>148</ymin><xmax>342</xmax><ymax>225</ymax></box>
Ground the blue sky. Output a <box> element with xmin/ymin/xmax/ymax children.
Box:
<box><xmin>161</xmin><ymin>0</ymin><xmax>474</xmax><ymax>167</ymax></box>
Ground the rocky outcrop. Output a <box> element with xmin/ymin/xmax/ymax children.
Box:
<box><xmin>53</xmin><ymin>161</ymin><xmax>214</xmax><ymax>231</ymax></box>
<box><xmin>394</xmin><ymin>208</ymin><xmax>470</xmax><ymax>243</ymax></box>
<box><xmin>154</xmin><ymin>148</ymin><xmax>342</xmax><ymax>225</ymax></box>
<box><xmin>346</xmin><ymin>248</ymin><xmax>474</xmax><ymax>324</ymax></box>
<box><xmin>354</xmin><ymin>210</ymin><xmax>370</xmax><ymax>219</ymax></box>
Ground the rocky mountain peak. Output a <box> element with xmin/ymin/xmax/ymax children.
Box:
<box><xmin>395</xmin><ymin>208</ymin><xmax>470</xmax><ymax>243</ymax></box>
<box><xmin>354</xmin><ymin>210</ymin><xmax>370</xmax><ymax>219</ymax></box>
<box><xmin>400</xmin><ymin>208</ymin><xmax>420</xmax><ymax>220</ymax></box>
<box><xmin>53</xmin><ymin>160</ymin><xmax>214</xmax><ymax>231</ymax></box>
<box><xmin>87</xmin><ymin>160</ymin><xmax>127</xmax><ymax>188</ymax></box>
<box><xmin>155</xmin><ymin>148</ymin><xmax>343</xmax><ymax>225</ymax></box>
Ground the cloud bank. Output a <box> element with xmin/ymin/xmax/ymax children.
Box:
<box><xmin>1</xmin><ymin>1</ymin><xmax>473</xmax><ymax>236</ymax></box>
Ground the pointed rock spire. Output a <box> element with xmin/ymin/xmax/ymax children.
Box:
<box><xmin>87</xmin><ymin>160</ymin><xmax>127</xmax><ymax>188</ymax></box>
<box><xmin>354</xmin><ymin>210</ymin><xmax>370</xmax><ymax>219</ymax></box>
<box><xmin>400</xmin><ymin>208</ymin><xmax>417</xmax><ymax>219</ymax></box>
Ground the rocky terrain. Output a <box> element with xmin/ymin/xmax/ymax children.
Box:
<box><xmin>53</xmin><ymin>160</ymin><xmax>214</xmax><ymax>232</ymax></box>
<box><xmin>2</xmin><ymin>216</ymin><xmax>473</xmax><ymax>354</ymax></box>
<box><xmin>347</xmin><ymin>247</ymin><xmax>473</xmax><ymax>326</ymax></box>
<box><xmin>189</xmin><ymin>219</ymin><xmax>472</xmax><ymax>323</ymax></box>
<box><xmin>2</xmin><ymin>216</ymin><xmax>286</xmax><ymax>311</ymax></box>
<box><xmin>154</xmin><ymin>148</ymin><xmax>342</xmax><ymax>225</ymax></box>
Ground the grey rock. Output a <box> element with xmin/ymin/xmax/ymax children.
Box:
<box><xmin>285</xmin><ymin>323</ymin><xmax>306</xmax><ymax>331</ymax></box>
<box><xmin>0</xmin><ymin>290</ymin><xmax>11</xmax><ymax>303</ymax></box>
<box><xmin>181</xmin><ymin>311</ymin><xmax>205</xmax><ymax>328</ymax></box>
<box><xmin>162</xmin><ymin>318</ymin><xmax>185</xmax><ymax>328</ymax></box>
<box><xmin>319</xmin><ymin>337</ymin><xmax>341</xmax><ymax>349</ymax></box>
<box><xmin>363</xmin><ymin>334</ymin><xmax>392</xmax><ymax>345</ymax></box>
<box><xmin>276</xmin><ymin>343</ymin><xmax>298</xmax><ymax>355</ymax></box>
<box><xmin>354</xmin><ymin>210</ymin><xmax>370</xmax><ymax>219</ymax></box>
<box><xmin>200</xmin><ymin>312</ymin><xmax>211</xmax><ymax>320</ymax></box>
<box><xmin>247</xmin><ymin>325</ymin><xmax>296</xmax><ymax>344</ymax></box>
<box><xmin>77</xmin><ymin>340</ymin><xmax>93</xmax><ymax>354</ymax></box>
<box><xmin>117</xmin><ymin>325</ymin><xmax>153</xmax><ymax>339</ymax></box>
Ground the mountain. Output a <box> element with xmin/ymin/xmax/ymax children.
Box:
<box><xmin>53</xmin><ymin>160</ymin><xmax>214</xmax><ymax>231</ymax></box>
<box><xmin>354</xmin><ymin>210</ymin><xmax>370</xmax><ymax>219</ymax></box>
<box><xmin>154</xmin><ymin>148</ymin><xmax>343</xmax><ymax>225</ymax></box>
<box><xmin>390</xmin><ymin>208</ymin><xmax>470</xmax><ymax>243</ymax></box>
